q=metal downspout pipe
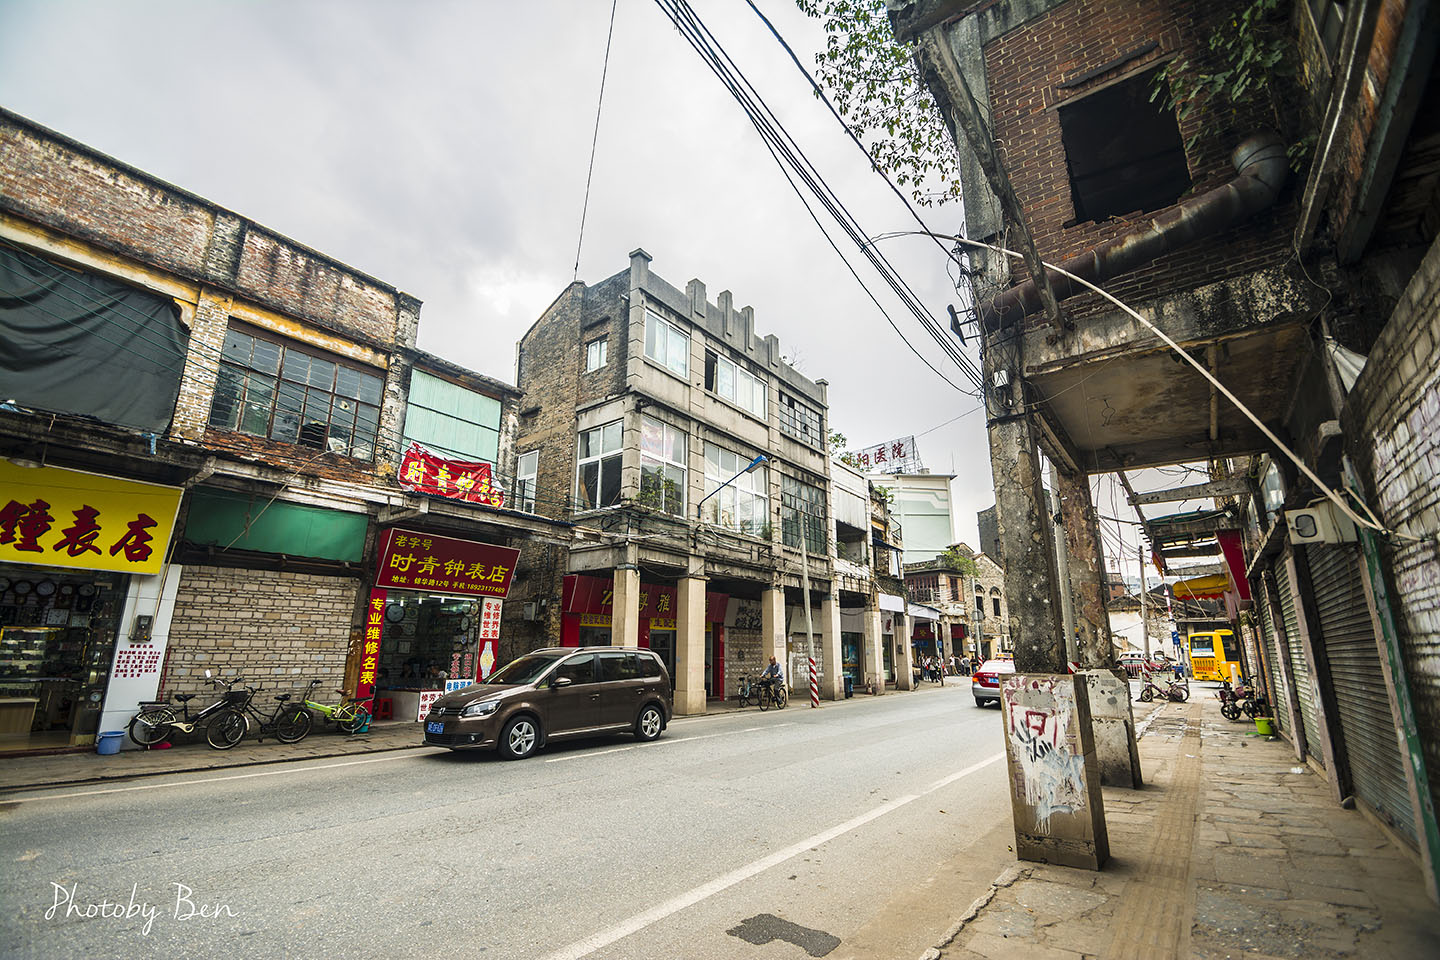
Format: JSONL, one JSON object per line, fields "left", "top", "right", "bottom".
{"left": 977, "top": 133, "right": 1290, "bottom": 328}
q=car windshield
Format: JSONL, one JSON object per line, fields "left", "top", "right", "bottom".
{"left": 484, "top": 653, "right": 565, "bottom": 685}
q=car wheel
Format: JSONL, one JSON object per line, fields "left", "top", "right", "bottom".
{"left": 635, "top": 705, "right": 664, "bottom": 742}
{"left": 499, "top": 716, "right": 539, "bottom": 760}
{"left": 975, "top": 697, "right": 985, "bottom": 707}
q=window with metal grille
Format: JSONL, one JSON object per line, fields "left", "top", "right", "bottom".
{"left": 781, "top": 474, "right": 826, "bottom": 554}
{"left": 778, "top": 391, "right": 822, "bottom": 447}
{"left": 210, "top": 325, "right": 383, "bottom": 459}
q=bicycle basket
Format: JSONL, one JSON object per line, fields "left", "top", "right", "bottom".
{"left": 222, "top": 690, "right": 250, "bottom": 704}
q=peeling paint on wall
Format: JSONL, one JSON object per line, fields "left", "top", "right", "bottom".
{"left": 1004, "top": 676, "right": 1087, "bottom": 831}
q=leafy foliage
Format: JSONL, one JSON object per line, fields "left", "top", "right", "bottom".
{"left": 796, "top": 0, "right": 962, "bottom": 205}
{"left": 829, "top": 429, "right": 861, "bottom": 467}
{"left": 936, "top": 545, "right": 981, "bottom": 577}
{"left": 1151, "top": 0, "right": 1305, "bottom": 166}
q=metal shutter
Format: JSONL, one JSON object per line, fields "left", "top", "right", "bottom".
{"left": 1254, "top": 586, "right": 1284, "bottom": 733}
{"left": 1308, "top": 545, "right": 1416, "bottom": 845}
{"left": 1276, "top": 561, "right": 1324, "bottom": 767}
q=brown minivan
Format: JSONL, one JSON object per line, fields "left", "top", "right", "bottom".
{"left": 422, "top": 647, "right": 671, "bottom": 759}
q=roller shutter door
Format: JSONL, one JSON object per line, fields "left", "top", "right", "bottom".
{"left": 1255, "top": 586, "right": 1285, "bottom": 733}
{"left": 1308, "top": 545, "right": 1415, "bottom": 845}
{"left": 1276, "top": 561, "right": 1324, "bottom": 767}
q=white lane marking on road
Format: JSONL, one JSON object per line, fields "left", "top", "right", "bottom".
{"left": 0, "top": 749, "right": 440, "bottom": 804}
{"left": 543, "top": 725, "right": 790, "bottom": 763}
{"left": 540, "top": 750, "right": 1007, "bottom": 960}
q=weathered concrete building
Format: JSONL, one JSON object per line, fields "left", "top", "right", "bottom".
{"left": 891, "top": 0, "right": 1440, "bottom": 892}
{"left": 507, "top": 250, "right": 852, "bottom": 713}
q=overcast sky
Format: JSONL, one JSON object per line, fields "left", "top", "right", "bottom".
{"left": 2, "top": 0, "right": 1199, "bottom": 570}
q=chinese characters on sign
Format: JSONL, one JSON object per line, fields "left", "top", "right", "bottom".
{"left": 845, "top": 435, "right": 922, "bottom": 474}
{"left": 113, "top": 643, "right": 163, "bottom": 679}
{"left": 562, "top": 575, "right": 728, "bottom": 622}
{"left": 416, "top": 689, "right": 444, "bottom": 723}
{"left": 374, "top": 529, "right": 520, "bottom": 599}
{"left": 0, "top": 461, "right": 181, "bottom": 576}
{"left": 398, "top": 442, "right": 505, "bottom": 507}
{"left": 477, "top": 597, "right": 502, "bottom": 681}
{"left": 357, "top": 587, "right": 387, "bottom": 703}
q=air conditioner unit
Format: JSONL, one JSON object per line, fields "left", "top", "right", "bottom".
{"left": 1286, "top": 501, "right": 1358, "bottom": 546}
{"left": 523, "top": 602, "right": 539, "bottom": 621}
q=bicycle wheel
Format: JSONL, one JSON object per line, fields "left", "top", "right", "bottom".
{"left": 274, "top": 706, "right": 312, "bottom": 743}
{"left": 128, "top": 707, "right": 176, "bottom": 747}
{"left": 1138, "top": 685, "right": 1154, "bottom": 703}
{"left": 1220, "top": 700, "right": 1241, "bottom": 721}
{"left": 774, "top": 686, "right": 788, "bottom": 709}
{"left": 206, "top": 709, "right": 248, "bottom": 750}
{"left": 1243, "top": 697, "right": 1266, "bottom": 720}
{"left": 337, "top": 703, "right": 370, "bottom": 734}
{"left": 758, "top": 686, "right": 771, "bottom": 711}
{"left": 1170, "top": 684, "right": 1190, "bottom": 702}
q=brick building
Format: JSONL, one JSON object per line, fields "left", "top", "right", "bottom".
{"left": 905, "top": 543, "right": 1010, "bottom": 660}
{"left": 507, "top": 250, "right": 855, "bottom": 713}
{"left": 0, "top": 108, "right": 566, "bottom": 751}
{"left": 892, "top": 0, "right": 1440, "bottom": 892}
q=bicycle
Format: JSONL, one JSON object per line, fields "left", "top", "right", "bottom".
{"left": 128, "top": 671, "right": 250, "bottom": 747}
{"left": 1137, "top": 671, "right": 1190, "bottom": 703}
{"left": 206, "top": 679, "right": 319, "bottom": 749}
{"left": 756, "top": 677, "right": 788, "bottom": 711}
{"left": 734, "top": 674, "right": 759, "bottom": 709}
{"left": 303, "top": 685, "right": 371, "bottom": 734}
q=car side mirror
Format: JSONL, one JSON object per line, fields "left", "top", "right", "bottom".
{"left": 551, "top": 676, "right": 573, "bottom": 689}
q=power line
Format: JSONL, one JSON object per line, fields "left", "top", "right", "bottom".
{"left": 573, "top": 0, "right": 620, "bottom": 283}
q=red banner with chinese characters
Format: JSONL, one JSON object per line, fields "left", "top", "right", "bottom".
{"left": 375, "top": 528, "right": 520, "bottom": 598}
{"left": 561, "top": 574, "right": 727, "bottom": 622}
{"left": 398, "top": 442, "right": 504, "bottom": 507}
{"left": 358, "top": 587, "right": 386, "bottom": 703}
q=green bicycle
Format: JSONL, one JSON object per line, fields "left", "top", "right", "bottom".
{"left": 303, "top": 685, "right": 371, "bottom": 734}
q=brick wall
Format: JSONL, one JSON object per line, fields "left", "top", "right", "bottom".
{"left": 1344, "top": 233, "right": 1440, "bottom": 817}
{"left": 164, "top": 564, "right": 359, "bottom": 698}
{"left": 980, "top": 0, "right": 1298, "bottom": 322}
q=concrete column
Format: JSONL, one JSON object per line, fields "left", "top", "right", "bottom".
{"left": 1079, "top": 670, "right": 1143, "bottom": 789}
{"left": 1056, "top": 469, "right": 1114, "bottom": 670}
{"left": 863, "top": 605, "right": 885, "bottom": 695}
{"left": 819, "top": 593, "right": 843, "bottom": 700}
{"left": 612, "top": 566, "right": 640, "bottom": 648}
{"left": 675, "top": 576, "right": 707, "bottom": 716}
{"left": 760, "top": 583, "right": 786, "bottom": 668}
{"left": 895, "top": 614, "right": 916, "bottom": 690}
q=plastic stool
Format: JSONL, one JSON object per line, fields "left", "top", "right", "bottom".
{"left": 374, "top": 698, "right": 393, "bottom": 720}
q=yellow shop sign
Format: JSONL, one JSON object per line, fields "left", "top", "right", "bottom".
{"left": 0, "top": 461, "right": 182, "bottom": 576}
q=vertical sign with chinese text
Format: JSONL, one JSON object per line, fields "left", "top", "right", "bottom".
{"left": 478, "top": 597, "right": 502, "bottom": 680}
{"left": 358, "top": 588, "right": 386, "bottom": 704}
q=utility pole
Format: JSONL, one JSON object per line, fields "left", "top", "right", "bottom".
{"left": 799, "top": 516, "right": 818, "bottom": 708}
{"left": 1139, "top": 544, "right": 1150, "bottom": 659}
{"left": 1049, "top": 463, "right": 1077, "bottom": 667}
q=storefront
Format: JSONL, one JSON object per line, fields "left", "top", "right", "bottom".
{"left": 561, "top": 574, "right": 729, "bottom": 697}
{"left": 0, "top": 461, "right": 182, "bottom": 752}
{"left": 363, "top": 527, "right": 518, "bottom": 722}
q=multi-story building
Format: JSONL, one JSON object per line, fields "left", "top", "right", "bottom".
{"left": 905, "top": 542, "right": 1010, "bottom": 661}
{"left": 0, "top": 108, "right": 565, "bottom": 751}
{"left": 866, "top": 471, "right": 956, "bottom": 564}
{"left": 509, "top": 250, "right": 853, "bottom": 713}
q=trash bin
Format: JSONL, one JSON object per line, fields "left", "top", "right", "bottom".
{"left": 843, "top": 676, "right": 854, "bottom": 699}
{"left": 96, "top": 731, "right": 125, "bottom": 755}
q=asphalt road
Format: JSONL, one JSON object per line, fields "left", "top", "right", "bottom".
{"left": 1, "top": 683, "right": 1014, "bottom": 960}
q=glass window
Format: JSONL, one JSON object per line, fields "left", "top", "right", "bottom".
{"left": 639, "top": 416, "right": 687, "bottom": 516}
{"left": 992, "top": 597, "right": 1001, "bottom": 617}
{"left": 598, "top": 652, "right": 642, "bottom": 682}
{"left": 586, "top": 337, "right": 608, "bottom": 372}
{"left": 778, "top": 391, "right": 823, "bottom": 446}
{"left": 209, "top": 326, "right": 385, "bottom": 460}
{"left": 644, "top": 310, "right": 689, "bottom": 377}
{"left": 1260, "top": 460, "right": 1285, "bottom": 522}
{"left": 781, "top": 474, "right": 826, "bottom": 553}
{"left": 703, "top": 442, "right": 768, "bottom": 536}
{"left": 576, "top": 420, "right": 624, "bottom": 510}
{"left": 553, "top": 653, "right": 597, "bottom": 685}
{"left": 704, "top": 350, "right": 767, "bottom": 418}
{"left": 516, "top": 450, "right": 539, "bottom": 514}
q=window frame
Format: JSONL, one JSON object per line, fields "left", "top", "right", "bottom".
{"left": 781, "top": 473, "right": 827, "bottom": 554}
{"left": 702, "top": 441, "right": 769, "bottom": 536}
{"left": 585, "top": 336, "right": 608, "bottom": 373}
{"left": 516, "top": 450, "right": 539, "bottom": 514}
{"left": 575, "top": 419, "right": 624, "bottom": 511}
{"left": 778, "top": 390, "right": 823, "bottom": 447}
{"left": 704, "top": 350, "right": 768, "bottom": 419}
{"left": 644, "top": 310, "right": 689, "bottom": 378}
{"left": 209, "top": 324, "right": 384, "bottom": 461}
{"left": 639, "top": 415, "right": 687, "bottom": 516}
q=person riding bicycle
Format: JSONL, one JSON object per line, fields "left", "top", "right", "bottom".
{"left": 757, "top": 656, "right": 784, "bottom": 696}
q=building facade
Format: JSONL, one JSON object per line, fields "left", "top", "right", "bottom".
{"left": 868, "top": 471, "right": 957, "bottom": 564}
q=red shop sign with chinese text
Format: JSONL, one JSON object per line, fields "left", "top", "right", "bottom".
{"left": 375, "top": 528, "right": 520, "bottom": 598}
{"left": 357, "top": 587, "right": 386, "bottom": 702}
{"left": 562, "top": 574, "right": 727, "bottom": 623}
{"left": 399, "top": 442, "right": 504, "bottom": 507}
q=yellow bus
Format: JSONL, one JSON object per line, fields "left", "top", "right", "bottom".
{"left": 1188, "top": 629, "right": 1242, "bottom": 683}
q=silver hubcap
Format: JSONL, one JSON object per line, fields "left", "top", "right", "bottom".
{"left": 641, "top": 711, "right": 661, "bottom": 737}
{"left": 509, "top": 722, "right": 536, "bottom": 755}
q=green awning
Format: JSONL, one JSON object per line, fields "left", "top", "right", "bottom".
{"left": 184, "top": 490, "right": 369, "bottom": 562}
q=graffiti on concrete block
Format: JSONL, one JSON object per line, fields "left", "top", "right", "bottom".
{"left": 1004, "top": 676, "right": 1087, "bottom": 832}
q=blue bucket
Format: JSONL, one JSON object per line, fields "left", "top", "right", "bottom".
{"left": 96, "top": 731, "right": 125, "bottom": 755}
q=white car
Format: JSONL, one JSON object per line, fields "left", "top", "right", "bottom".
{"left": 971, "top": 658, "right": 1015, "bottom": 707}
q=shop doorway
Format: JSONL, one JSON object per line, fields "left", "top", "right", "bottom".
{"left": 0, "top": 569, "right": 125, "bottom": 750}
{"left": 372, "top": 594, "right": 480, "bottom": 723}
{"left": 649, "top": 629, "right": 675, "bottom": 678}
{"left": 578, "top": 625, "right": 612, "bottom": 646}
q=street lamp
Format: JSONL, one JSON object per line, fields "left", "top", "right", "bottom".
{"left": 695, "top": 453, "right": 767, "bottom": 520}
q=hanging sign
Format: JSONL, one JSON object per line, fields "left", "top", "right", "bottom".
{"left": 357, "top": 588, "right": 386, "bottom": 702}
{"left": 398, "top": 442, "right": 504, "bottom": 507}
{"left": 375, "top": 528, "right": 520, "bottom": 598}
{"left": 0, "top": 461, "right": 182, "bottom": 576}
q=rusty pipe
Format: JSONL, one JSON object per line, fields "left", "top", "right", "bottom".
{"left": 977, "top": 133, "right": 1289, "bottom": 328}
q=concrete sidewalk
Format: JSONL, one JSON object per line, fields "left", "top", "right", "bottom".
{"left": 922, "top": 699, "right": 1440, "bottom": 960}
{"left": 0, "top": 679, "right": 945, "bottom": 793}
